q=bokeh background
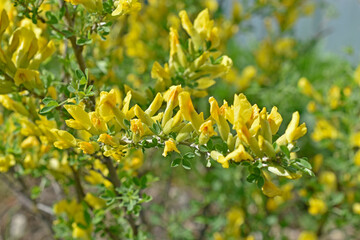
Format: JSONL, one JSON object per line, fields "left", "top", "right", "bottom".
{"left": 1, "top": 0, "right": 360, "bottom": 239}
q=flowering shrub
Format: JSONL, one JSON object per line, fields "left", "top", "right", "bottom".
{"left": 0, "top": 0, "right": 358, "bottom": 239}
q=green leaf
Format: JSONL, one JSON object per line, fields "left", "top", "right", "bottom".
{"left": 123, "top": 119, "right": 130, "bottom": 128}
{"left": 302, "top": 168, "right": 315, "bottom": 176}
{"left": 297, "top": 158, "right": 312, "bottom": 169}
{"left": 76, "top": 69, "right": 85, "bottom": 79}
{"left": 207, "top": 139, "right": 214, "bottom": 150}
{"left": 150, "top": 123, "right": 161, "bottom": 135}
{"left": 39, "top": 101, "right": 58, "bottom": 114}
{"left": 62, "top": 30, "right": 73, "bottom": 38}
{"left": 250, "top": 166, "right": 261, "bottom": 175}
{"left": 171, "top": 158, "right": 181, "bottom": 167}
{"left": 215, "top": 142, "right": 228, "bottom": 154}
{"left": 76, "top": 38, "right": 93, "bottom": 46}
{"left": 67, "top": 85, "right": 76, "bottom": 93}
{"left": 182, "top": 158, "right": 191, "bottom": 170}
{"left": 45, "top": 11, "right": 58, "bottom": 24}
{"left": 79, "top": 77, "right": 87, "bottom": 85}
{"left": 42, "top": 97, "right": 56, "bottom": 105}
{"left": 83, "top": 208, "right": 91, "bottom": 225}
{"left": 256, "top": 176, "right": 265, "bottom": 188}
{"left": 93, "top": 211, "right": 105, "bottom": 224}
{"left": 31, "top": 186, "right": 41, "bottom": 199}
{"left": 199, "top": 145, "right": 208, "bottom": 152}
{"left": 246, "top": 174, "right": 257, "bottom": 183}
{"left": 183, "top": 152, "right": 195, "bottom": 160}
{"left": 280, "top": 145, "right": 290, "bottom": 158}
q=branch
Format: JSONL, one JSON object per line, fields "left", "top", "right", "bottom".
{"left": 103, "top": 156, "right": 121, "bottom": 188}
{"left": 61, "top": 0, "right": 87, "bottom": 73}
{"left": 70, "top": 166, "right": 85, "bottom": 201}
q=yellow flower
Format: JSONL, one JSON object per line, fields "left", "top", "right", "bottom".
{"left": 238, "top": 65, "right": 257, "bottom": 89}
{"left": 53, "top": 199, "right": 68, "bottom": 215}
{"left": 85, "top": 170, "right": 112, "bottom": 188}
{"left": 233, "top": 93, "right": 252, "bottom": 130}
{"left": 262, "top": 172, "right": 283, "bottom": 197}
{"left": 152, "top": 62, "right": 171, "bottom": 90}
{"left": 145, "top": 93, "right": 163, "bottom": 117}
{"left": 343, "top": 86, "right": 352, "bottom": 97}
{"left": 112, "top": 0, "right": 141, "bottom": 16}
{"left": 51, "top": 129, "right": 77, "bottom": 149}
{"left": 47, "top": 86, "right": 57, "bottom": 100}
{"left": 307, "top": 101, "right": 316, "bottom": 113}
{"left": 209, "top": 97, "right": 229, "bottom": 141}
{"left": 298, "top": 77, "right": 314, "bottom": 97}
{"left": 213, "top": 232, "right": 224, "bottom": 240}
{"left": 328, "top": 85, "right": 341, "bottom": 109}
{"left": 97, "top": 89, "right": 117, "bottom": 122}
{"left": 134, "top": 105, "right": 154, "bottom": 127}
{"left": 211, "top": 144, "right": 253, "bottom": 168}
{"left": 29, "top": 40, "right": 56, "bottom": 69}
{"left": 350, "top": 132, "right": 360, "bottom": 147}
{"left": 308, "top": 197, "right": 327, "bottom": 215}
{"left": 277, "top": 111, "right": 306, "bottom": 145}
{"left": 20, "top": 136, "right": 39, "bottom": 149}
{"left": 353, "top": 203, "right": 360, "bottom": 215}
{"left": 72, "top": 222, "right": 91, "bottom": 240}
{"left": 98, "top": 133, "right": 119, "bottom": 147}
{"left": 89, "top": 112, "right": 108, "bottom": 133}
{"left": 78, "top": 142, "right": 99, "bottom": 155}
{"left": 65, "top": 0, "right": 103, "bottom": 13}
{"left": 130, "top": 119, "right": 145, "bottom": 143}
{"left": 179, "top": 9, "right": 220, "bottom": 50}
{"left": 64, "top": 104, "right": 93, "bottom": 131}
{"left": 0, "top": 154, "right": 15, "bottom": 172}
{"left": 0, "top": 10, "right": 9, "bottom": 37}
{"left": 0, "top": 95, "right": 29, "bottom": 116}
{"left": 23, "top": 153, "right": 37, "bottom": 169}
{"left": 163, "top": 138, "right": 180, "bottom": 157}
{"left": 160, "top": 85, "right": 182, "bottom": 124}
{"left": 84, "top": 193, "right": 106, "bottom": 210}
{"left": 312, "top": 154, "right": 323, "bottom": 173}
{"left": 123, "top": 149, "right": 144, "bottom": 170}
{"left": 274, "top": 37, "right": 296, "bottom": 58}
{"left": 179, "top": 91, "right": 204, "bottom": 131}
{"left": 354, "top": 150, "right": 360, "bottom": 166}
{"left": 267, "top": 106, "right": 283, "bottom": 135}
{"left": 193, "top": 9, "right": 214, "bottom": 43}
{"left": 354, "top": 64, "right": 360, "bottom": 85}
{"left": 199, "top": 120, "right": 217, "bottom": 145}
{"left": 226, "top": 207, "right": 244, "bottom": 227}
{"left": 176, "top": 123, "right": 194, "bottom": 143}
{"left": 286, "top": 111, "right": 307, "bottom": 142}
{"left": 319, "top": 171, "right": 337, "bottom": 191}
{"left": 169, "top": 27, "right": 187, "bottom": 68}
{"left": 298, "top": 231, "right": 317, "bottom": 240}
{"left": 311, "top": 119, "right": 338, "bottom": 142}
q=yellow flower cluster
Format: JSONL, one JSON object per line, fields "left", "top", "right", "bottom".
{"left": 64, "top": 0, "right": 140, "bottom": 15}
{"left": 57, "top": 84, "right": 306, "bottom": 194}
{"left": 255, "top": 37, "right": 297, "bottom": 82}
{"left": 0, "top": 10, "right": 55, "bottom": 93}
{"left": 271, "top": 0, "right": 315, "bottom": 31}
{"left": 53, "top": 198, "right": 93, "bottom": 240}
{"left": 152, "top": 9, "right": 232, "bottom": 97}
{"left": 308, "top": 197, "right": 327, "bottom": 215}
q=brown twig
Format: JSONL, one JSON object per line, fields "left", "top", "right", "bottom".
{"left": 70, "top": 165, "right": 85, "bottom": 201}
